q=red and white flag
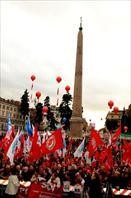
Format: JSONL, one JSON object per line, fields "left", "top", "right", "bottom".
{"left": 41, "top": 129, "right": 64, "bottom": 155}
{"left": 2, "top": 125, "right": 15, "bottom": 154}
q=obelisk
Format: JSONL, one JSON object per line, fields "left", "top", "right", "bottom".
{"left": 70, "top": 18, "right": 83, "bottom": 138}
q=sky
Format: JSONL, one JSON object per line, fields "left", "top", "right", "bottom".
{"left": 1, "top": 0, "right": 131, "bottom": 129}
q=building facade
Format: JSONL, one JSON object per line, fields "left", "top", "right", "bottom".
{"left": 0, "top": 97, "right": 24, "bottom": 132}
{"left": 105, "top": 106, "right": 131, "bottom": 134}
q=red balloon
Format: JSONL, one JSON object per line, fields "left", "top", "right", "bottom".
{"left": 124, "top": 126, "right": 128, "bottom": 132}
{"left": 108, "top": 100, "right": 114, "bottom": 109}
{"left": 42, "top": 106, "right": 48, "bottom": 113}
{"left": 65, "top": 85, "right": 70, "bottom": 92}
{"left": 36, "top": 91, "right": 41, "bottom": 99}
{"left": 56, "top": 76, "right": 62, "bottom": 83}
{"left": 31, "top": 75, "right": 36, "bottom": 81}
{"left": 113, "top": 106, "right": 119, "bottom": 114}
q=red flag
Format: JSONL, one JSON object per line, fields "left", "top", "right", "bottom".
{"left": 104, "top": 147, "right": 113, "bottom": 171}
{"left": 97, "top": 147, "right": 113, "bottom": 171}
{"left": 111, "top": 127, "right": 121, "bottom": 143}
{"left": 0, "top": 139, "right": 2, "bottom": 148}
{"left": 94, "top": 150, "right": 100, "bottom": 161}
{"left": 99, "top": 148, "right": 109, "bottom": 164}
{"left": 87, "top": 129, "right": 104, "bottom": 158}
{"left": 28, "top": 128, "right": 42, "bottom": 162}
{"left": 41, "top": 129, "right": 64, "bottom": 155}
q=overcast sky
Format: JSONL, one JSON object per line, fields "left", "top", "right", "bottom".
{"left": 1, "top": 1, "right": 130, "bottom": 129}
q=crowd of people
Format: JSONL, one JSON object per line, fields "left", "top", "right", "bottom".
{"left": 0, "top": 134, "right": 131, "bottom": 198}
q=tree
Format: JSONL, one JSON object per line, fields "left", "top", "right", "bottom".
{"left": 44, "top": 96, "right": 50, "bottom": 107}
{"left": 35, "top": 102, "right": 43, "bottom": 126}
{"left": 44, "top": 96, "right": 58, "bottom": 130}
{"left": 59, "top": 93, "right": 72, "bottom": 130}
{"left": 20, "top": 89, "right": 29, "bottom": 118}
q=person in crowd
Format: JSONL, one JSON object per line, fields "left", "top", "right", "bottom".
{"left": 47, "top": 172, "right": 61, "bottom": 190}
{"left": 5, "top": 167, "right": 20, "bottom": 198}
{"left": 82, "top": 169, "right": 91, "bottom": 198}
{"left": 56, "top": 163, "right": 64, "bottom": 185}
{"left": 30, "top": 171, "right": 39, "bottom": 183}
{"left": 0, "top": 164, "right": 11, "bottom": 179}
{"left": 21, "top": 166, "right": 29, "bottom": 181}
{"left": 67, "top": 164, "right": 77, "bottom": 185}
{"left": 111, "top": 170, "right": 121, "bottom": 188}
{"left": 0, "top": 135, "right": 130, "bottom": 198}
{"left": 88, "top": 171, "right": 103, "bottom": 198}
{"left": 21, "top": 166, "right": 34, "bottom": 181}
{"left": 28, "top": 171, "right": 43, "bottom": 198}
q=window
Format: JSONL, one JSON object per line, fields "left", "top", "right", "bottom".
{"left": 6, "top": 106, "right": 9, "bottom": 110}
{"left": 3, "top": 105, "right": 5, "bottom": 109}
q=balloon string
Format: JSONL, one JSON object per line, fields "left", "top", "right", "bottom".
{"left": 31, "top": 83, "right": 33, "bottom": 90}
{"left": 57, "top": 98, "right": 59, "bottom": 106}
{"left": 30, "top": 94, "right": 32, "bottom": 100}
{"left": 30, "top": 83, "right": 34, "bottom": 103}
{"left": 29, "top": 93, "right": 33, "bottom": 104}
{"left": 56, "top": 87, "right": 59, "bottom": 107}
{"left": 57, "top": 87, "right": 59, "bottom": 95}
